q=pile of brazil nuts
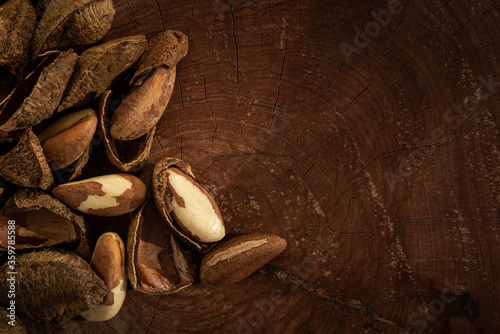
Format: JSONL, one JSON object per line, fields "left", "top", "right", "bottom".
{"left": 0, "top": 0, "right": 287, "bottom": 329}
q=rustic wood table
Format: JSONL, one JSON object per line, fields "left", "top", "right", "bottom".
{"left": 28, "top": 0, "right": 500, "bottom": 333}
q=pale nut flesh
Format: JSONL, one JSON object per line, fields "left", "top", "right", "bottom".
{"left": 52, "top": 173, "right": 147, "bottom": 216}
{"left": 166, "top": 167, "right": 225, "bottom": 243}
{"left": 38, "top": 108, "right": 98, "bottom": 170}
{"left": 81, "top": 232, "right": 126, "bottom": 322}
{"left": 109, "top": 66, "right": 175, "bottom": 141}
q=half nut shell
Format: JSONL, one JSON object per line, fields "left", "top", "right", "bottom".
{"left": 0, "top": 0, "right": 36, "bottom": 77}
{"left": 0, "top": 248, "right": 108, "bottom": 325}
{"left": 0, "top": 50, "right": 78, "bottom": 135}
{"left": 30, "top": 0, "right": 115, "bottom": 59}
{"left": 0, "top": 128, "right": 54, "bottom": 190}
{"left": 58, "top": 35, "right": 147, "bottom": 112}
{"left": 0, "top": 189, "right": 90, "bottom": 259}
{"left": 127, "top": 201, "right": 194, "bottom": 294}
{"left": 99, "top": 90, "right": 156, "bottom": 172}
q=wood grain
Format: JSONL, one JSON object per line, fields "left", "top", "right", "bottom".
{"left": 26, "top": 0, "right": 500, "bottom": 333}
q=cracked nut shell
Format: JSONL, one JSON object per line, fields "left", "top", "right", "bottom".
{"left": 99, "top": 90, "right": 156, "bottom": 172}
{"left": 0, "top": 248, "right": 108, "bottom": 325}
{"left": 0, "top": 50, "right": 78, "bottom": 135}
{"left": 0, "top": 129, "right": 54, "bottom": 190}
{"left": 127, "top": 201, "right": 194, "bottom": 294}
{"left": 58, "top": 35, "right": 147, "bottom": 112}
{"left": 0, "top": 189, "right": 90, "bottom": 259}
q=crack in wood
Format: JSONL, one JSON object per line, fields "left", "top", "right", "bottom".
{"left": 144, "top": 296, "right": 162, "bottom": 334}
{"left": 453, "top": 3, "right": 500, "bottom": 36}
{"left": 341, "top": 83, "right": 371, "bottom": 114}
{"left": 229, "top": 0, "right": 239, "bottom": 84}
{"left": 269, "top": 38, "right": 288, "bottom": 129}
{"left": 155, "top": 135, "right": 165, "bottom": 156}
{"left": 258, "top": 265, "right": 408, "bottom": 331}
{"left": 126, "top": 0, "right": 141, "bottom": 28}
{"left": 155, "top": 0, "right": 166, "bottom": 32}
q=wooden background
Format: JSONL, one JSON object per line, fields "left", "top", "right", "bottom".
{"left": 30, "top": 0, "right": 500, "bottom": 333}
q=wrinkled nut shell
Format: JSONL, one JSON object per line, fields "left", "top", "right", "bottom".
{"left": 0, "top": 129, "right": 54, "bottom": 190}
{"left": 81, "top": 232, "right": 126, "bottom": 321}
{"left": 53, "top": 173, "right": 147, "bottom": 216}
{"left": 39, "top": 108, "right": 98, "bottom": 170}
{"left": 165, "top": 167, "right": 225, "bottom": 243}
{"left": 0, "top": 248, "right": 107, "bottom": 325}
{"left": 200, "top": 233, "right": 287, "bottom": 285}
{"left": 0, "top": 189, "right": 87, "bottom": 255}
{"left": 127, "top": 201, "right": 195, "bottom": 294}
{"left": 58, "top": 35, "right": 147, "bottom": 112}
{"left": 99, "top": 90, "right": 156, "bottom": 172}
{"left": 0, "top": 0, "right": 35, "bottom": 77}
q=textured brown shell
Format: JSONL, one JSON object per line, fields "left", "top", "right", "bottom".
{"left": 127, "top": 201, "right": 194, "bottom": 294}
{"left": 0, "top": 189, "right": 90, "bottom": 259}
{"left": 0, "top": 50, "right": 78, "bottom": 133}
{"left": 0, "top": 0, "right": 35, "bottom": 77}
{"left": 0, "top": 248, "right": 107, "bottom": 325}
{"left": 131, "top": 30, "right": 188, "bottom": 85}
{"left": 99, "top": 90, "right": 156, "bottom": 172}
{"left": 38, "top": 0, "right": 115, "bottom": 55}
{"left": 152, "top": 157, "right": 215, "bottom": 253}
{"left": 0, "top": 129, "right": 54, "bottom": 190}
{"left": 58, "top": 35, "right": 147, "bottom": 112}
{"left": 0, "top": 306, "right": 27, "bottom": 333}
{"left": 29, "top": 0, "right": 114, "bottom": 59}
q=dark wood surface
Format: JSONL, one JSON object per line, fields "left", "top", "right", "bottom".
{"left": 30, "top": 0, "right": 500, "bottom": 333}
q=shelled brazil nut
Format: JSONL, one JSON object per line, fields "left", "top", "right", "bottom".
{"left": 153, "top": 157, "right": 225, "bottom": 253}
{"left": 81, "top": 232, "right": 127, "bottom": 321}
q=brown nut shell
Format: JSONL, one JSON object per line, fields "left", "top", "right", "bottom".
{"left": 0, "top": 305, "right": 27, "bottom": 333}
{"left": 52, "top": 173, "right": 147, "bottom": 217}
{"left": 38, "top": 108, "right": 98, "bottom": 170}
{"left": 30, "top": 0, "right": 115, "bottom": 59}
{"left": 131, "top": 30, "right": 188, "bottom": 84}
{"left": 0, "top": 189, "right": 90, "bottom": 259}
{"left": 0, "top": 50, "right": 78, "bottom": 134}
{"left": 58, "top": 35, "right": 147, "bottom": 112}
{"left": 127, "top": 201, "right": 194, "bottom": 294}
{"left": 0, "top": 248, "right": 107, "bottom": 325}
{"left": 153, "top": 157, "right": 216, "bottom": 253}
{"left": 0, "top": 0, "right": 36, "bottom": 77}
{"left": 0, "top": 129, "right": 54, "bottom": 190}
{"left": 99, "top": 90, "right": 156, "bottom": 172}
{"left": 200, "top": 233, "right": 287, "bottom": 285}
